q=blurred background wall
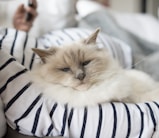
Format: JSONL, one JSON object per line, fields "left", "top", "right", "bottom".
{"left": 110, "top": 0, "right": 159, "bottom": 17}
{"left": 110, "top": 0, "right": 141, "bottom": 13}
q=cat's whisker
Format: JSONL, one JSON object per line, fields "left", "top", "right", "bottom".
{"left": 127, "top": 57, "right": 147, "bottom": 69}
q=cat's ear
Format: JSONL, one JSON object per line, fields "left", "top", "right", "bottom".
{"left": 83, "top": 28, "right": 100, "bottom": 45}
{"left": 32, "top": 47, "right": 57, "bottom": 63}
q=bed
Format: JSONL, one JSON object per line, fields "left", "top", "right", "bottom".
{"left": 1, "top": 1, "right": 159, "bottom": 138}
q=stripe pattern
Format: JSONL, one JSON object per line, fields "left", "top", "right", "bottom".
{"left": 0, "top": 28, "right": 132, "bottom": 70}
{"left": 0, "top": 28, "right": 43, "bottom": 70}
{"left": 1, "top": 28, "right": 159, "bottom": 137}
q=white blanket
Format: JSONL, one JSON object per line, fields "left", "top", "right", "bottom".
{"left": 77, "top": 0, "right": 159, "bottom": 45}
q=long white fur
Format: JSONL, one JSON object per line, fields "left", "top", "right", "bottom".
{"left": 30, "top": 29, "right": 159, "bottom": 107}
{"left": 30, "top": 63, "right": 159, "bottom": 107}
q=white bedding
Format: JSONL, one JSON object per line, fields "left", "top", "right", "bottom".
{"left": 0, "top": 28, "right": 159, "bottom": 137}
{"left": 1, "top": 0, "right": 159, "bottom": 44}
{"left": 112, "top": 13, "right": 159, "bottom": 45}
{"left": 77, "top": 0, "right": 159, "bottom": 45}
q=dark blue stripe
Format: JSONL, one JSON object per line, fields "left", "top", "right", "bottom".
{"left": 80, "top": 107, "right": 87, "bottom": 138}
{"left": 57, "top": 34, "right": 64, "bottom": 41}
{"left": 62, "top": 29, "right": 74, "bottom": 40}
{"left": 21, "top": 34, "right": 28, "bottom": 65}
{"left": 56, "top": 40, "right": 61, "bottom": 45}
{"left": 0, "top": 28, "right": 8, "bottom": 49}
{"left": 49, "top": 103, "right": 58, "bottom": 117}
{"left": 96, "top": 104, "right": 103, "bottom": 138}
{"left": 29, "top": 39, "right": 38, "bottom": 70}
{"left": 123, "top": 103, "right": 131, "bottom": 138}
{"left": 135, "top": 104, "right": 144, "bottom": 138}
{"left": 145, "top": 103, "right": 156, "bottom": 132}
{"left": 10, "top": 30, "right": 18, "bottom": 56}
{"left": 14, "top": 94, "right": 41, "bottom": 131}
{"left": 153, "top": 102, "right": 159, "bottom": 109}
{"left": 31, "top": 104, "right": 43, "bottom": 134}
{"left": 45, "top": 103, "right": 58, "bottom": 136}
{"left": 61, "top": 104, "right": 68, "bottom": 136}
{"left": 44, "top": 45, "right": 49, "bottom": 49}
{"left": 0, "top": 58, "right": 16, "bottom": 71}
{"left": 50, "top": 32, "right": 64, "bottom": 41}
{"left": 46, "top": 124, "right": 54, "bottom": 136}
{"left": 0, "top": 68, "right": 28, "bottom": 94}
{"left": 4, "top": 82, "right": 32, "bottom": 112}
{"left": 111, "top": 103, "right": 117, "bottom": 138}
{"left": 68, "top": 108, "right": 74, "bottom": 128}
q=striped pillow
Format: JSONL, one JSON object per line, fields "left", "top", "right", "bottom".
{"left": 1, "top": 28, "right": 159, "bottom": 138}
{"left": 0, "top": 27, "right": 132, "bottom": 70}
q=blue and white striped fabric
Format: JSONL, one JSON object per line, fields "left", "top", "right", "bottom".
{"left": 1, "top": 28, "right": 159, "bottom": 138}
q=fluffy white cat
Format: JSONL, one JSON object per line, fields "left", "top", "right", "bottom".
{"left": 30, "top": 28, "right": 159, "bottom": 107}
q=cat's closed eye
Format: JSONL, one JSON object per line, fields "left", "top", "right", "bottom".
{"left": 82, "top": 60, "right": 91, "bottom": 66}
{"left": 59, "top": 68, "right": 70, "bottom": 72}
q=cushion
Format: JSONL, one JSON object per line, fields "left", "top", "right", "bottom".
{"left": 0, "top": 27, "right": 132, "bottom": 69}
{"left": 1, "top": 28, "right": 159, "bottom": 137}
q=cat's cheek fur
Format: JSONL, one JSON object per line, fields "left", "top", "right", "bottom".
{"left": 39, "top": 66, "right": 53, "bottom": 82}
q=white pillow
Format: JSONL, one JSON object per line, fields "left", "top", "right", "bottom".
{"left": 0, "top": 27, "right": 132, "bottom": 69}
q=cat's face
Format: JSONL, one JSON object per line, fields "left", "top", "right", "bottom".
{"left": 33, "top": 29, "right": 116, "bottom": 90}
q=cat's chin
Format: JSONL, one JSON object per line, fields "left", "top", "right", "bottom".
{"left": 74, "top": 84, "right": 90, "bottom": 91}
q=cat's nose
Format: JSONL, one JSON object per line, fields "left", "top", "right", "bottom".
{"left": 77, "top": 72, "right": 86, "bottom": 81}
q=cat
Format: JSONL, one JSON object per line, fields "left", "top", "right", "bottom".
{"left": 30, "top": 28, "right": 159, "bottom": 107}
